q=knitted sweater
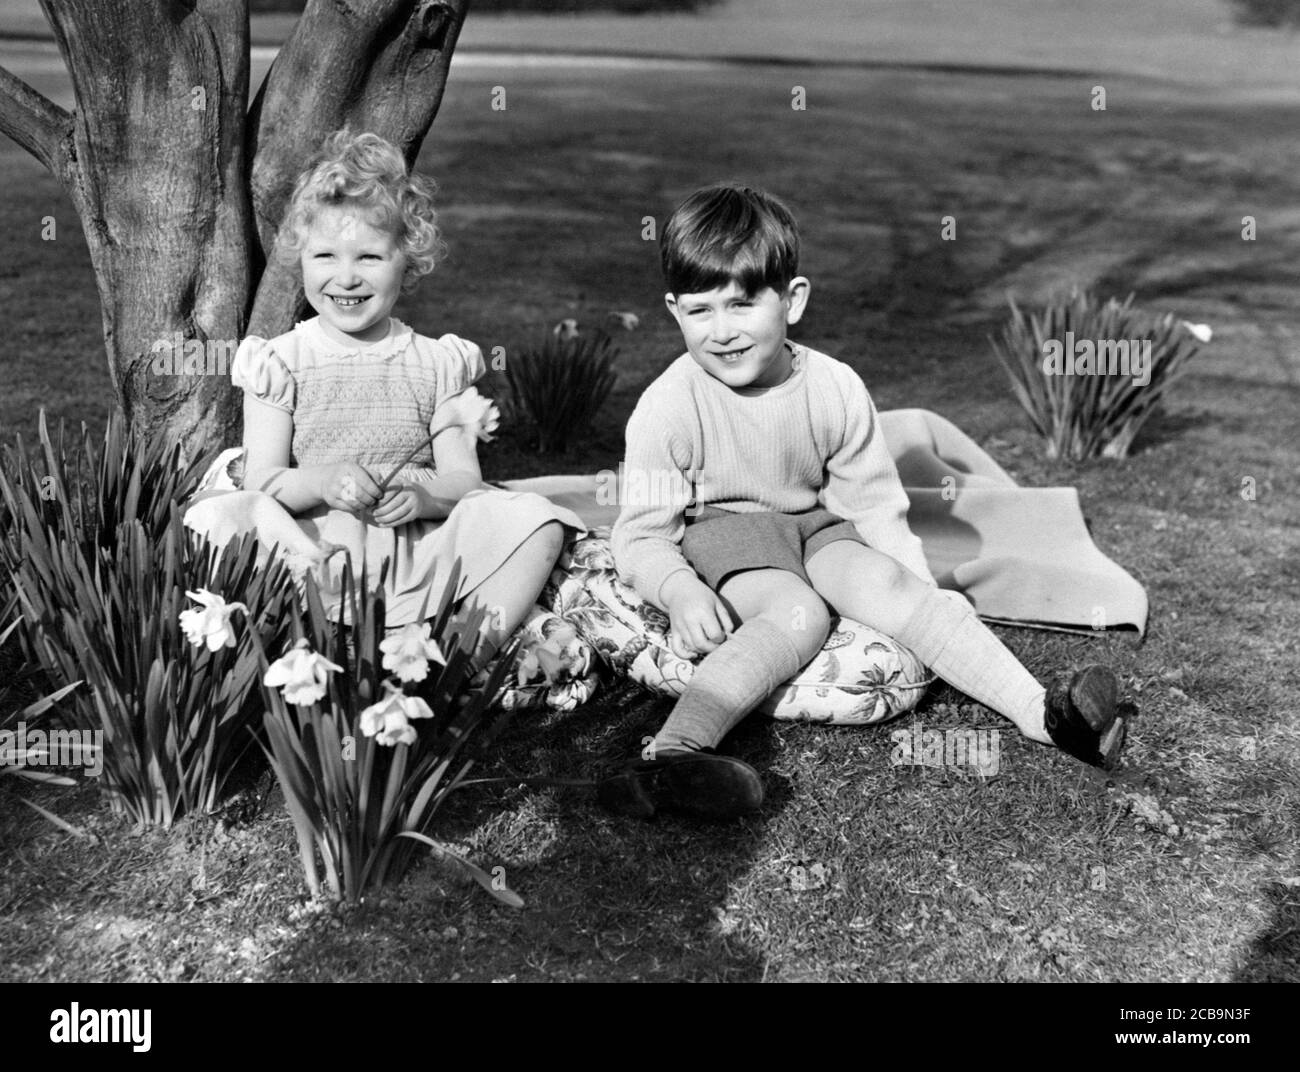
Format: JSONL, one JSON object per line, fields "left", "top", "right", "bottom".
{"left": 610, "top": 344, "right": 936, "bottom": 607}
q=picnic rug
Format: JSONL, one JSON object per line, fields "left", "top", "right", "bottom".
{"left": 499, "top": 408, "right": 1149, "bottom": 637}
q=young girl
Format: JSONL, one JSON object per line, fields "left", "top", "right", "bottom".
{"left": 228, "top": 130, "right": 583, "bottom": 667}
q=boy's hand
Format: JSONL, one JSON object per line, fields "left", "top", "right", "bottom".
{"left": 317, "top": 463, "right": 382, "bottom": 512}
{"left": 660, "top": 572, "right": 735, "bottom": 659}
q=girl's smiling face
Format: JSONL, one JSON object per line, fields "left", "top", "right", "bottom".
{"left": 301, "top": 204, "right": 406, "bottom": 346}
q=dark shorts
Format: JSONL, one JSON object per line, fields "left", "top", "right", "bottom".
{"left": 681, "top": 505, "right": 866, "bottom": 589}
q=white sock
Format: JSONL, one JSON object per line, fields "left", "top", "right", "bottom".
{"left": 894, "top": 590, "right": 1049, "bottom": 742}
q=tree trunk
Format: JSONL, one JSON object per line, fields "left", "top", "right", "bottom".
{"left": 0, "top": 0, "right": 469, "bottom": 460}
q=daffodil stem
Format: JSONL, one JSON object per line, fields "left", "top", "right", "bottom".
{"left": 451, "top": 774, "right": 597, "bottom": 790}
{"left": 376, "top": 431, "right": 441, "bottom": 494}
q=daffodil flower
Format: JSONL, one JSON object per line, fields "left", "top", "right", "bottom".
{"left": 376, "top": 387, "right": 501, "bottom": 492}
{"left": 1181, "top": 321, "right": 1213, "bottom": 344}
{"left": 359, "top": 683, "right": 434, "bottom": 747}
{"left": 179, "top": 588, "right": 247, "bottom": 652}
{"left": 263, "top": 638, "right": 342, "bottom": 706}
{"left": 376, "top": 714, "right": 418, "bottom": 748}
{"left": 432, "top": 386, "right": 500, "bottom": 444}
{"left": 379, "top": 621, "right": 446, "bottom": 683}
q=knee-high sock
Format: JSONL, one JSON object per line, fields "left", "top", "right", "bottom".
{"left": 894, "top": 589, "right": 1049, "bottom": 741}
{"left": 654, "top": 618, "right": 804, "bottom": 753}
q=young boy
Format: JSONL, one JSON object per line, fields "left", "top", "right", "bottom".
{"left": 601, "top": 183, "right": 1131, "bottom": 820}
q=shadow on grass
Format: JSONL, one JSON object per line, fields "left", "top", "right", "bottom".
{"left": 259, "top": 684, "right": 791, "bottom": 982}
{"left": 1123, "top": 408, "right": 1209, "bottom": 457}
{"left": 1233, "top": 878, "right": 1300, "bottom": 981}
{"left": 1231, "top": 784, "right": 1300, "bottom": 982}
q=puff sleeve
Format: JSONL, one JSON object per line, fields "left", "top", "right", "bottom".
{"left": 231, "top": 336, "right": 295, "bottom": 412}
{"left": 433, "top": 333, "right": 487, "bottom": 406}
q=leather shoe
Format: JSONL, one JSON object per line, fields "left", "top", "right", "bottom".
{"left": 1045, "top": 664, "right": 1131, "bottom": 769}
{"left": 596, "top": 748, "right": 763, "bottom": 820}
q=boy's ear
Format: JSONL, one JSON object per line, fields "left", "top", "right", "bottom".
{"left": 664, "top": 292, "right": 683, "bottom": 325}
{"left": 784, "top": 277, "right": 812, "bottom": 325}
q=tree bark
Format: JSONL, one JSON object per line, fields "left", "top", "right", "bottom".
{"left": 24, "top": 0, "right": 254, "bottom": 455}
{"left": 0, "top": 0, "right": 470, "bottom": 459}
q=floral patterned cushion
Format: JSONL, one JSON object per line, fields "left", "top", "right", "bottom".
{"left": 538, "top": 528, "right": 932, "bottom": 726}
{"left": 492, "top": 605, "right": 602, "bottom": 712}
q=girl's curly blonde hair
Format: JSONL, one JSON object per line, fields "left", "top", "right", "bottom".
{"left": 277, "top": 130, "right": 445, "bottom": 290}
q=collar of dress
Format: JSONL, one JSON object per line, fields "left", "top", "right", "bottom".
{"left": 297, "top": 317, "right": 414, "bottom": 361}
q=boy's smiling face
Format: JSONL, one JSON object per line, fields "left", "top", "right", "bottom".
{"left": 666, "top": 277, "right": 810, "bottom": 390}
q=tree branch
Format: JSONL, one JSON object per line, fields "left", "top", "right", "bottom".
{"left": 0, "top": 63, "right": 74, "bottom": 183}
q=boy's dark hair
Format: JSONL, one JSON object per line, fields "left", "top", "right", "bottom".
{"left": 660, "top": 183, "right": 800, "bottom": 296}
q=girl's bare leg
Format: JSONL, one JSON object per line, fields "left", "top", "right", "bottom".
{"left": 454, "top": 521, "right": 566, "bottom": 668}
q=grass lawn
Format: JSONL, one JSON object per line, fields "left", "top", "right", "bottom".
{"left": 1, "top": 48, "right": 1298, "bottom": 982}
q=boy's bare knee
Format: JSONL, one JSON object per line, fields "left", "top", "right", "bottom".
{"left": 791, "top": 605, "right": 831, "bottom": 661}
{"left": 793, "top": 595, "right": 831, "bottom": 642}
{"left": 891, "top": 560, "right": 927, "bottom": 601}
{"left": 854, "top": 553, "right": 921, "bottom": 605}
{"left": 758, "top": 584, "right": 830, "bottom": 661}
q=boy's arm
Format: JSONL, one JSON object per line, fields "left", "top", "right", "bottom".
{"left": 821, "top": 369, "right": 937, "bottom": 586}
{"left": 610, "top": 397, "right": 698, "bottom": 608}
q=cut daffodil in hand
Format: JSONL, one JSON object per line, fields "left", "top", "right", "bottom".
{"left": 375, "top": 387, "right": 500, "bottom": 494}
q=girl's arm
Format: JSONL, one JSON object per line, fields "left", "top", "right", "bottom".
{"left": 370, "top": 423, "right": 486, "bottom": 527}
{"left": 241, "top": 395, "right": 383, "bottom": 514}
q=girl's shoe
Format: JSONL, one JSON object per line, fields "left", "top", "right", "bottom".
{"left": 596, "top": 748, "right": 764, "bottom": 820}
{"left": 1044, "top": 665, "right": 1131, "bottom": 769}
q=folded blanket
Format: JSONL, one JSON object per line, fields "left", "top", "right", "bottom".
{"left": 500, "top": 409, "right": 1148, "bottom": 636}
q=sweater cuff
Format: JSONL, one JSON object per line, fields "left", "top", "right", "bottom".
{"left": 626, "top": 552, "right": 696, "bottom": 609}
{"left": 651, "top": 564, "right": 698, "bottom": 608}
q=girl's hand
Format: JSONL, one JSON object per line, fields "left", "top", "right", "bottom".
{"left": 371, "top": 483, "right": 451, "bottom": 527}
{"left": 317, "top": 463, "right": 383, "bottom": 512}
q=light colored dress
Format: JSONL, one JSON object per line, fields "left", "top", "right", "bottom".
{"left": 201, "top": 316, "right": 584, "bottom": 626}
